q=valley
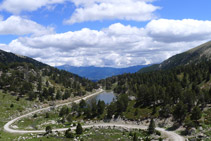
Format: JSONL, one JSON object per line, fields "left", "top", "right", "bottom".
{"left": 57, "top": 65, "right": 148, "bottom": 81}
{"left": 3, "top": 89, "right": 185, "bottom": 141}
{"left": 0, "top": 41, "right": 211, "bottom": 141}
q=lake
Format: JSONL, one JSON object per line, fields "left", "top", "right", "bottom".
{"left": 87, "top": 91, "right": 116, "bottom": 105}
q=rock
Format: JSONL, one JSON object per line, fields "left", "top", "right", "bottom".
{"left": 129, "top": 96, "right": 136, "bottom": 100}
{"left": 188, "top": 128, "right": 196, "bottom": 135}
{"left": 52, "top": 132, "right": 58, "bottom": 136}
{"left": 151, "top": 134, "right": 160, "bottom": 139}
{"left": 199, "top": 126, "right": 203, "bottom": 131}
{"left": 198, "top": 133, "right": 205, "bottom": 138}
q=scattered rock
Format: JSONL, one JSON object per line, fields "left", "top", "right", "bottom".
{"left": 128, "top": 96, "right": 136, "bottom": 100}
{"left": 198, "top": 133, "right": 206, "bottom": 138}
{"left": 198, "top": 126, "right": 203, "bottom": 131}
{"left": 188, "top": 128, "right": 196, "bottom": 135}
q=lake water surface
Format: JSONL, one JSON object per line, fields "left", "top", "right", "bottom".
{"left": 87, "top": 91, "right": 116, "bottom": 104}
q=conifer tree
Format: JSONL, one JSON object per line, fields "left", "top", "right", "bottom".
{"left": 148, "top": 118, "right": 155, "bottom": 134}
{"left": 76, "top": 123, "right": 83, "bottom": 134}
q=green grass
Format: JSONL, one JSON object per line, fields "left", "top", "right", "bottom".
{"left": 0, "top": 90, "right": 39, "bottom": 140}
{"left": 201, "top": 108, "right": 211, "bottom": 139}
{"left": 123, "top": 101, "right": 159, "bottom": 120}
{"left": 1, "top": 128, "right": 149, "bottom": 141}
{"left": 13, "top": 110, "right": 75, "bottom": 130}
{"left": 0, "top": 90, "right": 162, "bottom": 141}
{"left": 14, "top": 128, "right": 149, "bottom": 141}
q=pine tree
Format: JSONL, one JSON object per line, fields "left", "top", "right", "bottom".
{"left": 148, "top": 118, "right": 155, "bottom": 134}
{"left": 97, "top": 100, "right": 105, "bottom": 115}
{"left": 38, "top": 77, "right": 42, "bottom": 92}
{"left": 76, "top": 123, "right": 83, "bottom": 134}
{"left": 59, "top": 106, "right": 69, "bottom": 117}
{"left": 46, "top": 80, "right": 49, "bottom": 87}
{"left": 133, "top": 133, "right": 138, "bottom": 141}
{"left": 45, "top": 126, "right": 52, "bottom": 134}
{"left": 190, "top": 106, "right": 202, "bottom": 122}
{"left": 45, "top": 112, "right": 50, "bottom": 118}
{"left": 56, "top": 90, "right": 62, "bottom": 100}
{"left": 65, "top": 128, "right": 74, "bottom": 138}
{"left": 66, "top": 114, "right": 72, "bottom": 123}
{"left": 79, "top": 99, "right": 86, "bottom": 109}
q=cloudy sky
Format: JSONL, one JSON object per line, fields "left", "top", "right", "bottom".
{"left": 0, "top": 0, "right": 211, "bottom": 67}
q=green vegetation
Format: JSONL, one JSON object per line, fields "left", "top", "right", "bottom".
{"left": 1, "top": 41, "right": 211, "bottom": 140}
{"left": 12, "top": 99, "right": 107, "bottom": 130}
{"left": 45, "top": 126, "right": 52, "bottom": 134}
{"left": 0, "top": 91, "right": 38, "bottom": 140}
{"left": 65, "top": 128, "right": 74, "bottom": 138}
{"left": 0, "top": 61, "right": 98, "bottom": 103}
{"left": 148, "top": 119, "right": 155, "bottom": 134}
{"left": 73, "top": 128, "right": 150, "bottom": 141}
{"left": 0, "top": 49, "right": 99, "bottom": 104}
{"left": 76, "top": 123, "right": 83, "bottom": 134}
{"left": 0, "top": 49, "right": 100, "bottom": 140}
{"left": 100, "top": 60, "right": 211, "bottom": 128}
{"left": 19, "top": 128, "right": 150, "bottom": 141}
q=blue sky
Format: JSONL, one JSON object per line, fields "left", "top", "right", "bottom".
{"left": 0, "top": 0, "right": 211, "bottom": 67}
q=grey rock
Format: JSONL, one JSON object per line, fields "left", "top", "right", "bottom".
{"left": 188, "top": 128, "right": 196, "bottom": 135}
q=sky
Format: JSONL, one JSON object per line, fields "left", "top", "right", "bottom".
{"left": 0, "top": 0, "right": 211, "bottom": 68}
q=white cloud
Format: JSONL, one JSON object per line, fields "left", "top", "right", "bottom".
{"left": 0, "top": 0, "right": 159, "bottom": 24}
{"left": 0, "top": 0, "right": 66, "bottom": 14}
{"left": 0, "top": 16, "right": 54, "bottom": 36}
{"left": 146, "top": 19, "right": 211, "bottom": 43}
{"left": 1, "top": 19, "right": 211, "bottom": 67}
{"left": 65, "top": 0, "right": 160, "bottom": 24}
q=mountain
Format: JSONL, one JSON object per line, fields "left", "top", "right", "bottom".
{"left": 57, "top": 65, "right": 148, "bottom": 81}
{"left": 0, "top": 50, "right": 46, "bottom": 67}
{"left": 0, "top": 49, "right": 98, "bottom": 102}
{"left": 139, "top": 41, "right": 211, "bottom": 73}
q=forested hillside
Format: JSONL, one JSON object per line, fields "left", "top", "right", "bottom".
{"left": 0, "top": 50, "right": 98, "bottom": 102}
{"left": 100, "top": 56, "right": 211, "bottom": 131}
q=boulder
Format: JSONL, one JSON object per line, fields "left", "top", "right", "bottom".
{"left": 198, "top": 133, "right": 206, "bottom": 138}
{"left": 198, "top": 126, "right": 203, "bottom": 131}
{"left": 188, "top": 128, "right": 196, "bottom": 135}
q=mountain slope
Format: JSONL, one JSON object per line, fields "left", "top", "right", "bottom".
{"left": 0, "top": 49, "right": 98, "bottom": 102}
{"left": 101, "top": 46, "right": 211, "bottom": 132}
{"left": 57, "top": 65, "right": 148, "bottom": 81}
{"left": 139, "top": 41, "right": 211, "bottom": 73}
{"left": 0, "top": 50, "right": 46, "bottom": 67}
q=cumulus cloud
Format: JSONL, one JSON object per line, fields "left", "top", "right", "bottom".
{"left": 0, "top": 16, "right": 54, "bottom": 36}
{"left": 65, "top": 0, "right": 160, "bottom": 24}
{"left": 0, "top": 0, "right": 66, "bottom": 14}
{"left": 146, "top": 19, "right": 211, "bottom": 43}
{"left": 0, "top": 0, "right": 159, "bottom": 24}
{"left": 1, "top": 19, "right": 211, "bottom": 67}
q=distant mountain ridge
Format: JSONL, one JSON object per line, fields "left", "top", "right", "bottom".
{"left": 57, "top": 65, "right": 149, "bottom": 81}
{"left": 139, "top": 41, "right": 211, "bottom": 73}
